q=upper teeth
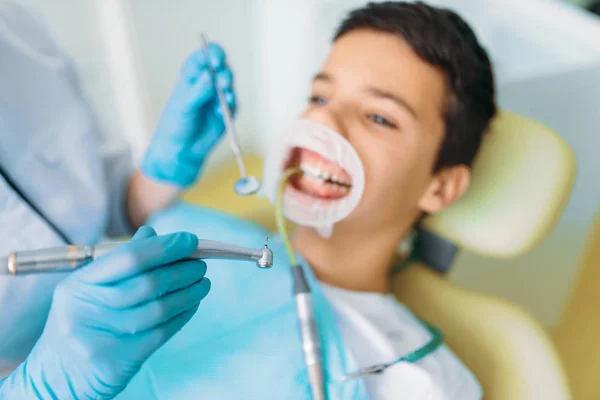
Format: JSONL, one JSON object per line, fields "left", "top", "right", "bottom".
{"left": 299, "top": 163, "right": 349, "bottom": 186}
{"left": 301, "top": 163, "right": 328, "bottom": 180}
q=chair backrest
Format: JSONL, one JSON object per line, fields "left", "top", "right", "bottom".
{"left": 402, "top": 111, "right": 575, "bottom": 399}
{"left": 422, "top": 110, "right": 576, "bottom": 259}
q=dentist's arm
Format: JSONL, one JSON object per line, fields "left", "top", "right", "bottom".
{"left": 0, "top": 226, "right": 210, "bottom": 400}
{"left": 127, "top": 43, "right": 237, "bottom": 228}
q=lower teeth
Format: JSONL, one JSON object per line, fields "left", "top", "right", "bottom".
{"left": 327, "top": 179, "right": 350, "bottom": 188}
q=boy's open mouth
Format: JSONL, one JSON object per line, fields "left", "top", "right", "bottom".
{"left": 284, "top": 147, "right": 352, "bottom": 200}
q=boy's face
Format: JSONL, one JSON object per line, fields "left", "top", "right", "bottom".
{"left": 290, "top": 29, "right": 470, "bottom": 230}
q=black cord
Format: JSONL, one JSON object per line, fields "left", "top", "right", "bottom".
{"left": 0, "top": 163, "right": 72, "bottom": 244}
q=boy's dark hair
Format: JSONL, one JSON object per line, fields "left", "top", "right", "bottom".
{"left": 589, "top": 1, "right": 600, "bottom": 16}
{"left": 335, "top": 1, "right": 497, "bottom": 171}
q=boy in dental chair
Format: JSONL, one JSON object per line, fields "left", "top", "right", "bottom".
{"left": 118, "top": 2, "right": 496, "bottom": 399}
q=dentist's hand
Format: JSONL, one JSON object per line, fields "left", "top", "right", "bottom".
{"left": 141, "top": 43, "right": 237, "bottom": 188}
{"left": 0, "top": 226, "right": 209, "bottom": 400}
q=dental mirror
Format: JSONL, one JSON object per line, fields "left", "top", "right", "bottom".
{"left": 200, "top": 33, "right": 262, "bottom": 196}
{"left": 234, "top": 176, "right": 262, "bottom": 197}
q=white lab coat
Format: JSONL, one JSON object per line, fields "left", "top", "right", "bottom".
{"left": 0, "top": 0, "right": 134, "bottom": 377}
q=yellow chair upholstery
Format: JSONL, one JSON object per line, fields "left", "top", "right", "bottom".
{"left": 182, "top": 153, "right": 282, "bottom": 232}
{"left": 554, "top": 208, "right": 600, "bottom": 400}
{"left": 393, "top": 265, "right": 571, "bottom": 400}
{"left": 422, "top": 111, "right": 577, "bottom": 258}
{"left": 183, "top": 111, "right": 576, "bottom": 400}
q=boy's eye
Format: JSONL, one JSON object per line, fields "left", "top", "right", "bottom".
{"left": 368, "top": 114, "right": 397, "bottom": 129}
{"left": 309, "top": 95, "right": 328, "bottom": 105}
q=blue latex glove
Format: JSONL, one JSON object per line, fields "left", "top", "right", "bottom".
{"left": 0, "top": 226, "right": 210, "bottom": 400}
{"left": 141, "top": 43, "right": 236, "bottom": 188}
{"left": 116, "top": 204, "right": 370, "bottom": 400}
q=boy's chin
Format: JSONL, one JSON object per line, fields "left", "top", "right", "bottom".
{"left": 339, "top": 206, "right": 421, "bottom": 231}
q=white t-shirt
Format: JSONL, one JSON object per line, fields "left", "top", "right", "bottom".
{"left": 321, "top": 283, "right": 482, "bottom": 400}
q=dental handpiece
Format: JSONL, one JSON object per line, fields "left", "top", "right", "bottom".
{"left": 0, "top": 238, "right": 273, "bottom": 275}
{"left": 292, "top": 266, "right": 326, "bottom": 400}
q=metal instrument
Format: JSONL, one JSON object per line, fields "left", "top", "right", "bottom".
{"left": 1, "top": 238, "right": 273, "bottom": 275}
{"left": 200, "top": 34, "right": 261, "bottom": 197}
{"left": 291, "top": 266, "right": 326, "bottom": 400}
{"left": 274, "top": 168, "right": 325, "bottom": 399}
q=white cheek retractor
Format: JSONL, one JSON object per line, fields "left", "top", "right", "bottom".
{"left": 260, "top": 119, "right": 366, "bottom": 238}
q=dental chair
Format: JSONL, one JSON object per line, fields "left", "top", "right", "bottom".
{"left": 183, "top": 110, "right": 576, "bottom": 400}
{"left": 554, "top": 208, "right": 600, "bottom": 400}
{"left": 394, "top": 111, "right": 576, "bottom": 400}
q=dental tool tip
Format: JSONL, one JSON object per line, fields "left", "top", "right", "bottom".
{"left": 200, "top": 33, "right": 208, "bottom": 46}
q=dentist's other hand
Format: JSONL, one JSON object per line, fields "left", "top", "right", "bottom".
{"left": 0, "top": 226, "right": 209, "bottom": 399}
{"left": 141, "top": 43, "right": 236, "bottom": 188}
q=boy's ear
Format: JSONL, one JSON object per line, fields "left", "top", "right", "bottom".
{"left": 418, "top": 165, "right": 471, "bottom": 214}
